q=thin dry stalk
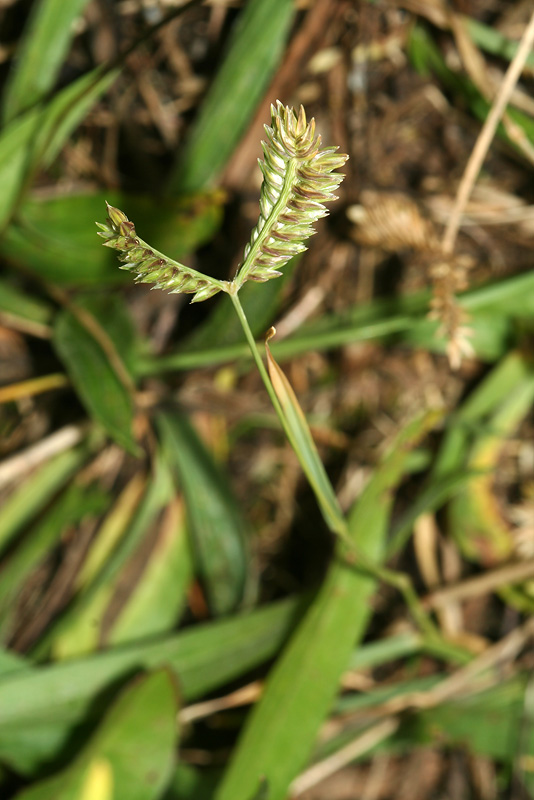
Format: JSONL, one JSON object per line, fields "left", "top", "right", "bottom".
{"left": 442, "top": 9, "right": 534, "bottom": 255}
{"left": 0, "top": 424, "right": 86, "bottom": 490}
{"left": 423, "top": 558, "right": 534, "bottom": 610}
{"left": 289, "top": 717, "right": 400, "bottom": 797}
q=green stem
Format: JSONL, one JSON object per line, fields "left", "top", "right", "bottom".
{"left": 229, "top": 290, "right": 453, "bottom": 652}
{"left": 228, "top": 291, "right": 287, "bottom": 428}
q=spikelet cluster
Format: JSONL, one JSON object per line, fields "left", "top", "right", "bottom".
{"left": 96, "top": 203, "right": 224, "bottom": 303}
{"left": 235, "top": 101, "right": 348, "bottom": 288}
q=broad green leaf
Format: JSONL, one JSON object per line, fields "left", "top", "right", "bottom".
{"left": 14, "top": 670, "right": 177, "bottom": 800}
{"left": 157, "top": 411, "right": 253, "bottom": 615}
{"left": 0, "top": 482, "right": 109, "bottom": 642}
{"left": 2, "top": 0, "right": 92, "bottom": 123}
{"left": 53, "top": 295, "right": 138, "bottom": 454}
{"left": 2, "top": 190, "right": 224, "bottom": 286}
{"left": 107, "top": 497, "right": 193, "bottom": 646}
{"left": 215, "top": 412, "right": 439, "bottom": 800}
{"left": 169, "top": 0, "right": 295, "bottom": 193}
{"left": 0, "top": 597, "right": 299, "bottom": 774}
{"left": 0, "top": 445, "right": 90, "bottom": 556}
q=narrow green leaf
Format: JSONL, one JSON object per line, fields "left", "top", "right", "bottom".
{"left": 448, "top": 364, "right": 534, "bottom": 565}
{"left": 0, "top": 446, "right": 89, "bottom": 556}
{"left": 0, "top": 482, "right": 109, "bottom": 642}
{"left": 169, "top": 0, "right": 295, "bottom": 193}
{"left": 0, "top": 597, "right": 299, "bottom": 774}
{"left": 414, "top": 675, "right": 531, "bottom": 763}
{"left": 107, "top": 497, "right": 193, "bottom": 646}
{"left": 0, "top": 66, "right": 118, "bottom": 232}
{"left": 265, "top": 332, "right": 345, "bottom": 536}
{"left": 48, "top": 456, "right": 174, "bottom": 659}
{"left": 0, "top": 279, "right": 52, "bottom": 325}
{"left": 2, "top": 0, "right": 92, "bottom": 123}
{"left": 53, "top": 295, "right": 138, "bottom": 454}
{"left": 215, "top": 412, "right": 438, "bottom": 800}
{"left": 142, "top": 269, "right": 534, "bottom": 376}
{"left": 157, "top": 411, "right": 253, "bottom": 615}
{"left": 14, "top": 670, "right": 177, "bottom": 800}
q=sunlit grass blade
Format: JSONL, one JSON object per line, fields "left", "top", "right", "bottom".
{"left": 46, "top": 455, "right": 174, "bottom": 660}
{"left": 215, "top": 412, "right": 438, "bottom": 800}
{"left": 0, "top": 445, "right": 91, "bottom": 556}
{"left": 447, "top": 358, "right": 534, "bottom": 566}
{"left": 77, "top": 759, "right": 113, "bottom": 800}
{"left": 169, "top": 0, "right": 295, "bottom": 194}
{"left": 2, "top": 0, "right": 92, "bottom": 123}
{"left": 107, "top": 497, "right": 193, "bottom": 646}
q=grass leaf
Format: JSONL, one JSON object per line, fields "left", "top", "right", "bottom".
{"left": 0, "top": 598, "right": 299, "bottom": 774}
{"left": 169, "top": 0, "right": 295, "bottom": 193}
{"left": 53, "top": 295, "right": 138, "bottom": 454}
{"left": 2, "top": 0, "right": 92, "bottom": 123}
{"left": 14, "top": 670, "right": 177, "bottom": 800}
{"left": 157, "top": 411, "right": 254, "bottom": 615}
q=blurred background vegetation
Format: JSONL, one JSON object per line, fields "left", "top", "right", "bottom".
{"left": 1, "top": 0, "right": 534, "bottom": 798}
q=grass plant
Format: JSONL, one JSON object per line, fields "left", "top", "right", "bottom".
{"left": 1, "top": 2, "right": 534, "bottom": 799}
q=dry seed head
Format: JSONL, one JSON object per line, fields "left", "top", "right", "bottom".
{"left": 235, "top": 101, "right": 348, "bottom": 288}
{"left": 97, "top": 202, "right": 224, "bottom": 303}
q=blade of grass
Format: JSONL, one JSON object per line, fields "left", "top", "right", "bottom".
{"left": 448, "top": 364, "right": 534, "bottom": 564}
{"left": 53, "top": 295, "right": 139, "bottom": 455}
{"left": 106, "top": 497, "right": 193, "bottom": 646}
{"left": 264, "top": 328, "right": 345, "bottom": 537}
{"left": 215, "top": 412, "right": 438, "bottom": 800}
{"left": 0, "top": 482, "right": 109, "bottom": 643}
{"left": 0, "top": 445, "right": 90, "bottom": 556}
{"left": 2, "top": 0, "right": 92, "bottom": 123}
{"left": 0, "top": 65, "right": 118, "bottom": 233}
{"left": 157, "top": 411, "right": 254, "bottom": 615}
{"left": 46, "top": 455, "right": 174, "bottom": 659}
{"left": 140, "top": 269, "right": 534, "bottom": 375}
{"left": 169, "top": 0, "right": 295, "bottom": 194}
